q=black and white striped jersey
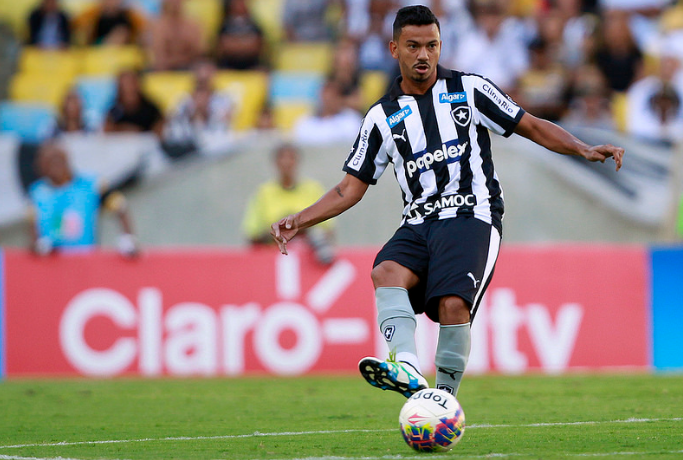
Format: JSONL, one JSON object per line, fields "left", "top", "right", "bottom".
{"left": 342, "top": 65, "right": 525, "bottom": 232}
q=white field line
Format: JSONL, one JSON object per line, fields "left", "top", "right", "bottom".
{"left": 277, "top": 452, "right": 683, "bottom": 460}
{"left": 5, "top": 450, "right": 683, "bottom": 460}
{"left": 0, "top": 417, "right": 681, "bottom": 452}
{"left": 0, "top": 456, "right": 92, "bottom": 460}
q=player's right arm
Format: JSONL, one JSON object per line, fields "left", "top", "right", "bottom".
{"left": 270, "top": 173, "right": 369, "bottom": 255}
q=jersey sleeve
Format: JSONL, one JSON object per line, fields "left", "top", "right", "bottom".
{"left": 470, "top": 76, "right": 525, "bottom": 137}
{"left": 342, "top": 112, "right": 388, "bottom": 185}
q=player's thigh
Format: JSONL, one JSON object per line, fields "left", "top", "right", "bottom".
{"left": 373, "top": 225, "right": 429, "bottom": 289}
{"left": 425, "top": 217, "right": 500, "bottom": 311}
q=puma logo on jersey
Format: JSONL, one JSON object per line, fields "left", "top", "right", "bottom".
{"left": 467, "top": 272, "right": 481, "bottom": 288}
{"left": 392, "top": 129, "right": 407, "bottom": 143}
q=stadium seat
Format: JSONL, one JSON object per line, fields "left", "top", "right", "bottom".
{"left": 0, "top": 0, "right": 40, "bottom": 40}
{"left": 9, "top": 72, "right": 74, "bottom": 109}
{"left": 61, "top": 0, "right": 97, "bottom": 19}
{"left": 611, "top": 92, "right": 628, "bottom": 133}
{"left": 75, "top": 76, "right": 117, "bottom": 129}
{"left": 273, "top": 102, "right": 313, "bottom": 132}
{"left": 249, "top": 0, "right": 285, "bottom": 45}
{"left": 270, "top": 71, "right": 324, "bottom": 104}
{"left": 19, "top": 47, "right": 82, "bottom": 78}
{"left": 129, "top": 0, "right": 162, "bottom": 16}
{"left": 360, "top": 71, "right": 389, "bottom": 110}
{"left": 142, "top": 71, "right": 194, "bottom": 114}
{"left": 81, "top": 46, "right": 145, "bottom": 76}
{"left": 214, "top": 70, "right": 268, "bottom": 131}
{"left": 274, "top": 42, "right": 333, "bottom": 74}
{"left": 0, "top": 102, "right": 55, "bottom": 144}
{"left": 184, "top": 0, "right": 222, "bottom": 46}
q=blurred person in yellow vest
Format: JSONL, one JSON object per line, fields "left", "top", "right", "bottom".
{"left": 243, "top": 144, "right": 335, "bottom": 264}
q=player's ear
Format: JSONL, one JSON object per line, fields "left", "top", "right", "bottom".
{"left": 390, "top": 40, "right": 399, "bottom": 59}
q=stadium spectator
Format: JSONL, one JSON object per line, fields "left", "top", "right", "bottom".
{"left": 27, "top": 0, "right": 71, "bottom": 49}
{"left": 27, "top": 142, "right": 138, "bottom": 256}
{"left": 561, "top": 64, "right": 615, "bottom": 130}
{"left": 104, "top": 70, "right": 164, "bottom": 136}
{"left": 447, "top": 0, "right": 529, "bottom": 92}
{"left": 593, "top": 9, "right": 644, "bottom": 93}
{"left": 52, "top": 88, "right": 90, "bottom": 136}
{"left": 215, "top": 0, "right": 266, "bottom": 70}
{"left": 328, "top": 37, "right": 363, "bottom": 112}
{"left": 147, "top": 0, "right": 204, "bottom": 71}
{"left": 293, "top": 79, "right": 362, "bottom": 146}
{"left": 243, "top": 144, "right": 335, "bottom": 264}
{"left": 283, "top": 0, "right": 334, "bottom": 42}
{"left": 356, "top": 0, "right": 400, "bottom": 75}
{"left": 164, "top": 59, "right": 235, "bottom": 148}
{"left": 517, "top": 38, "right": 570, "bottom": 122}
{"left": 626, "top": 53, "right": 683, "bottom": 144}
{"left": 72, "top": 0, "right": 146, "bottom": 45}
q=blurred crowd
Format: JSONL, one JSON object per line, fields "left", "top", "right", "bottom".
{"left": 2, "top": 0, "right": 682, "bottom": 147}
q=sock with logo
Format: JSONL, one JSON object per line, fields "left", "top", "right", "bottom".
{"left": 435, "top": 323, "right": 471, "bottom": 396}
{"left": 376, "top": 287, "right": 421, "bottom": 373}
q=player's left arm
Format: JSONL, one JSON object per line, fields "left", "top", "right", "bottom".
{"left": 514, "top": 112, "right": 624, "bottom": 171}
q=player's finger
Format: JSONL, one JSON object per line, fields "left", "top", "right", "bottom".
{"left": 613, "top": 147, "right": 624, "bottom": 171}
{"left": 277, "top": 236, "right": 289, "bottom": 255}
{"left": 284, "top": 214, "right": 295, "bottom": 230}
{"left": 270, "top": 222, "right": 281, "bottom": 240}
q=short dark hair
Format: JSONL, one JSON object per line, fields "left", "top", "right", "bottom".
{"left": 392, "top": 5, "right": 440, "bottom": 41}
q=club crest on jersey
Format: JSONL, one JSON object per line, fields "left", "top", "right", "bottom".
{"left": 439, "top": 92, "right": 467, "bottom": 104}
{"left": 387, "top": 106, "right": 412, "bottom": 128}
{"left": 451, "top": 106, "right": 471, "bottom": 127}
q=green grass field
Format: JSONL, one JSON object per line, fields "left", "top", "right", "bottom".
{"left": 1, "top": 374, "right": 682, "bottom": 460}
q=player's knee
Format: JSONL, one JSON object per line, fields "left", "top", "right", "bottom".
{"left": 371, "top": 262, "right": 395, "bottom": 288}
{"left": 438, "top": 296, "right": 471, "bottom": 325}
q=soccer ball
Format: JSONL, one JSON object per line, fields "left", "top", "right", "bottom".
{"left": 398, "top": 388, "right": 465, "bottom": 452}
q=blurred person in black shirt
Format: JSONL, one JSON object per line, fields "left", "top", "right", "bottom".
{"left": 27, "top": 0, "right": 71, "bottom": 48}
{"left": 216, "top": 0, "right": 266, "bottom": 70}
{"left": 104, "top": 70, "right": 164, "bottom": 136}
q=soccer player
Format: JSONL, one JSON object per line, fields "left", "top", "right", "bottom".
{"left": 271, "top": 5, "right": 624, "bottom": 398}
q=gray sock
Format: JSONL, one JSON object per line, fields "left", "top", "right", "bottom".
{"left": 376, "top": 287, "right": 420, "bottom": 372}
{"left": 435, "top": 323, "right": 471, "bottom": 396}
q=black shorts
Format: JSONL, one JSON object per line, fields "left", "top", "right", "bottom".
{"left": 373, "top": 216, "right": 501, "bottom": 323}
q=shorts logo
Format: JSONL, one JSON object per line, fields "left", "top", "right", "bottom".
{"left": 439, "top": 92, "right": 467, "bottom": 104}
{"left": 383, "top": 325, "right": 396, "bottom": 341}
{"left": 451, "top": 106, "right": 471, "bottom": 127}
{"left": 387, "top": 106, "right": 412, "bottom": 128}
{"left": 436, "top": 384, "right": 455, "bottom": 394}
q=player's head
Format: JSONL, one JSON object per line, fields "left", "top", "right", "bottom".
{"left": 36, "top": 142, "right": 72, "bottom": 186}
{"left": 273, "top": 143, "right": 300, "bottom": 185}
{"left": 392, "top": 5, "right": 440, "bottom": 42}
{"left": 390, "top": 5, "right": 442, "bottom": 85}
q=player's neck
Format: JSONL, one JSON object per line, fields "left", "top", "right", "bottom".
{"left": 400, "top": 73, "right": 438, "bottom": 96}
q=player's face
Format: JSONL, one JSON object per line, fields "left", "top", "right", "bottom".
{"left": 390, "top": 24, "right": 441, "bottom": 85}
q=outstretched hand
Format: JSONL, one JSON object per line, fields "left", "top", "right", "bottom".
{"left": 584, "top": 144, "right": 624, "bottom": 171}
{"left": 270, "top": 214, "right": 300, "bottom": 255}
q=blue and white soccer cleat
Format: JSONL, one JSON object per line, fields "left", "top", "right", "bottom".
{"left": 358, "top": 356, "right": 429, "bottom": 398}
